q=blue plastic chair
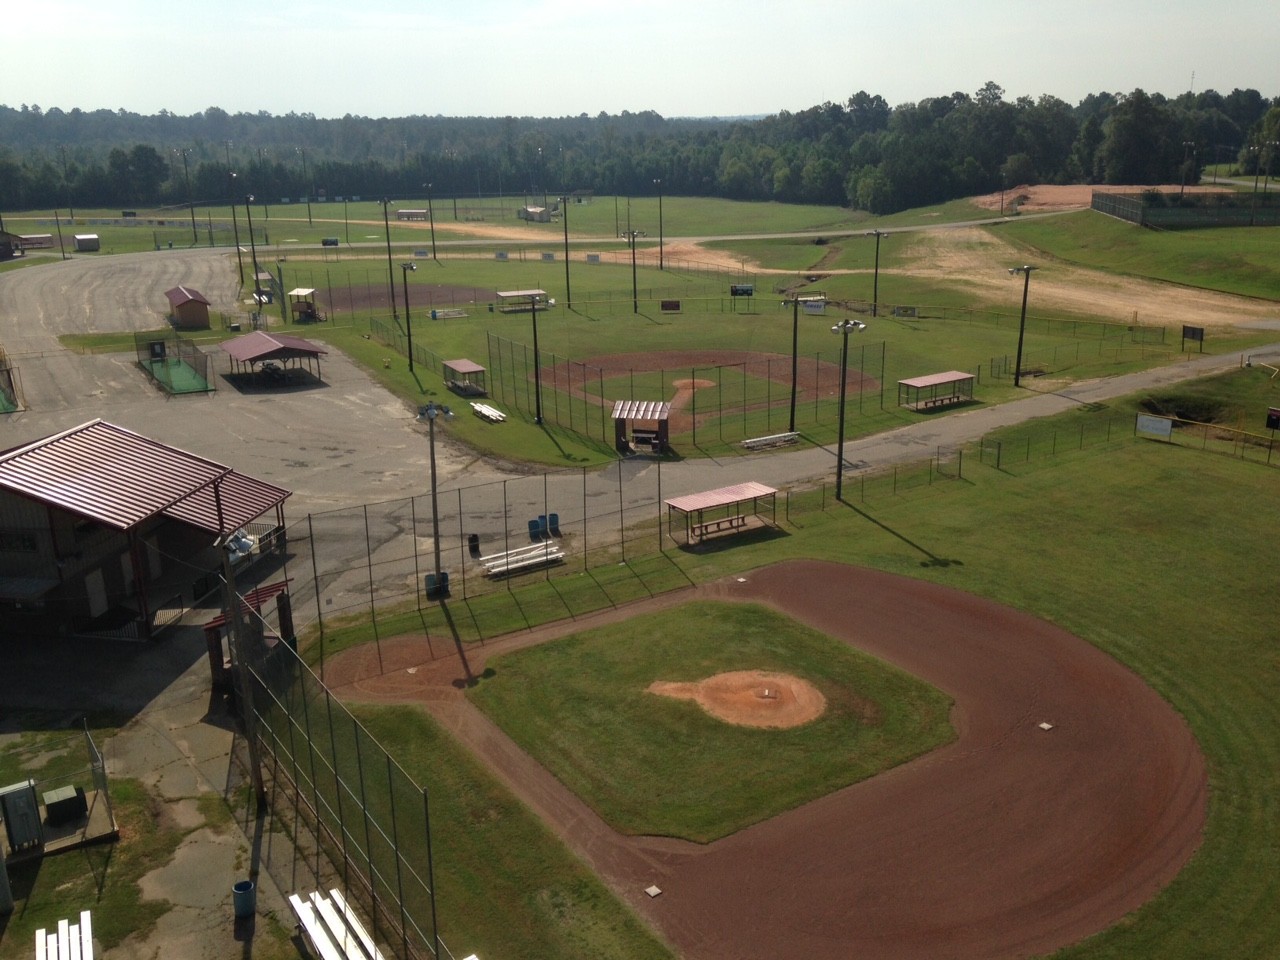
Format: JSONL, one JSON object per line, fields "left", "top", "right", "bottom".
{"left": 548, "top": 513, "right": 561, "bottom": 537}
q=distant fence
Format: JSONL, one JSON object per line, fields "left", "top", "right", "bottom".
{"left": 1092, "top": 190, "right": 1280, "bottom": 228}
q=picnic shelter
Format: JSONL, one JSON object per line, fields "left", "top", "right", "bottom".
{"left": 665, "top": 481, "right": 777, "bottom": 544}
{"left": 897, "top": 370, "right": 976, "bottom": 411}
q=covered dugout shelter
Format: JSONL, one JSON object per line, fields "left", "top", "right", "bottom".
{"left": 897, "top": 370, "right": 976, "bottom": 412}
{"left": 443, "top": 359, "right": 487, "bottom": 396}
{"left": 612, "top": 400, "right": 670, "bottom": 453}
{"left": 665, "top": 480, "right": 777, "bottom": 544}
{"left": 222, "top": 330, "right": 327, "bottom": 383}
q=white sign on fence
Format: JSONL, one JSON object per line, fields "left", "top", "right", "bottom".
{"left": 1135, "top": 414, "right": 1173, "bottom": 439}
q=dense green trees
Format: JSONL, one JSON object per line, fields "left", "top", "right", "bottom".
{"left": 0, "top": 84, "right": 1274, "bottom": 216}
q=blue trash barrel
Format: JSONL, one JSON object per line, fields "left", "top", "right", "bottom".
{"left": 232, "top": 880, "right": 256, "bottom": 918}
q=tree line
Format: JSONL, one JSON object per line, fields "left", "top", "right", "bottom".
{"left": 1, "top": 83, "right": 1277, "bottom": 216}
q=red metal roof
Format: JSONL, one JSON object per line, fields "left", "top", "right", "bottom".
{"left": 444, "top": 359, "right": 486, "bottom": 375}
{"left": 164, "top": 285, "right": 210, "bottom": 308}
{"left": 221, "top": 330, "right": 328, "bottom": 364}
{"left": 665, "top": 481, "right": 777, "bottom": 514}
{"left": 0, "top": 420, "right": 289, "bottom": 533}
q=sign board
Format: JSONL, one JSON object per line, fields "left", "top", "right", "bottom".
{"left": 730, "top": 284, "right": 754, "bottom": 297}
{"left": 1266, "top": 407, "right": 1280, "bottom": 431}
{"left": 1182, "top": 325, "right": 1205, "bottom": 342}
{"left": 1135, "top": 414, "right": 1173, "bottom": 439}
{"left": 541, "top": 252, "right": 555, "bottom": 262}
{"left": 893, "top": 305, "right": 918, "bottom": 318}
{"left": 802, "top": 299, "right": 826, "bottom": 314}
{"left": 494, "top": 251, "right": 508, "bottom": 261}
{"left": 661, "top": 300, "right": 681, "bottom": 312}
{"left": 586, "top": 253, "right": 601, "bottom": 264}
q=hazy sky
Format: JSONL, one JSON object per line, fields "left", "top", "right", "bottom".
{"left": 7, "top": 0, "right": 1276, "bottom": 119}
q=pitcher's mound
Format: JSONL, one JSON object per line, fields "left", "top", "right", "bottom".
{"left": 648, "top": 670, "right": 827, "bottom": 728}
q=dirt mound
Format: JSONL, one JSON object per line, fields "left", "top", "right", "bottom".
{"left": 647, "top": 670, "right": 827, "bottom": 728}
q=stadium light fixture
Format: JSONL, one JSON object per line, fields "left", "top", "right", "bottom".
{"left": 401, "top": 261, "right": 417, "bottom": 372}
{"left": 831, "top": 319, "right": 868, "bottom": 500}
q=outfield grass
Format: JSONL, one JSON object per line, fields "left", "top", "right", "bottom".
{"left": 335, "top": 401, "right": 1280, "bottom": 959}
{"left": 466, "top": 600, "right": 954, "bottom": 842}
{"left": 1000, "top": 209, "right": 1280, "bottom": 299}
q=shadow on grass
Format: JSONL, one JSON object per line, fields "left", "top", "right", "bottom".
{"left": 835, "top": 497, "right": 964, "bottom": 568}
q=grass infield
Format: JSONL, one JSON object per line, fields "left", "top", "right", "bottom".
{"left": 466, "top": 600, "right": 955, "bottom": 843}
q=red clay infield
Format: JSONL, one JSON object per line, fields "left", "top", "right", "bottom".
{"left": 326, "top": 559, "right": 1206, "bottom": 960}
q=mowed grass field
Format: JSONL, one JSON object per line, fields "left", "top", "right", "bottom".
{"left": 338, "top": 401, "right": 1280, "bottom": 960}
{"left": 6, "top": 196, "right": 1280, "bottom": 959}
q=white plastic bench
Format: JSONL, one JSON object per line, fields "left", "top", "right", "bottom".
{"left": 484, "top": 548, "right": 565, "bottom": 576}
{"left": 478, "top": 542, "right": 556, "bottom": 566}
{"left": 35, "top": 911, "right": 93, "bottom": 960}
{"left": 741, "top": 431, "right": 798, "bottom": 450}
{"left": 290, "top": 890, "right": 386, "bottom": 960}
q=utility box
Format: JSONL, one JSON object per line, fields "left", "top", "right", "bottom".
{"left": 43, "top": 786, "right": 88, "bottom": 827}
{"left": 0, "top": 780, "right": 43, "bottom": 852}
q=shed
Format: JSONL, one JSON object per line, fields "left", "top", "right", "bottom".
{"left": 0, "top": 230, "right": 22, "bottom": 262}
{"left": 897, "top": 371, "right": 976, "bottom": 411}
{"left": 164, "top": 285, "right": 213, "bottom": 330}
{"left": 443, "top": 359, "right": 487, "bottom": 396}
{"left": 665, "top": 481, "right": 777, "bottom": 543}
{"left": 74, "top": 234, "right": 100, "bottom": 252}
{"left": 612, "top": 400, "right": 670, "bottom": 453}
{"left": 221, "top": 330, "right": 328, "bottom": 383}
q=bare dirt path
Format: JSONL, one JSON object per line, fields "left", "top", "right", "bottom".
{"left": 326, "top": 559, "right": 1206, "bottom": 960}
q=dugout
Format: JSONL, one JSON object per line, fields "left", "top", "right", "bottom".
{"left": 443, "top": 359, "right": 487, "bottom": 397}
{"left": 612, "top": 400, "right": 670, "bottom": 453}
{"left": 665, "top": 481, "right": 778, "bottom": 544}
{"left": 495, "top": 289, "right": 549, "bottom": 313}
{"left": 897, "top": 370, "right": 975, "bottom": 411}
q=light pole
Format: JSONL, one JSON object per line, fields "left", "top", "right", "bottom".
{"left": 401, "top": 261, "right": 417, "bottom": 372}
{"left": 244, "top": 194, "right": 262, "bottom": 302}
{"left": 176, "top": 148, "right": 197, "bottom": 244}
{"left": 297, "top": 148, "right": 313, "bottom": 225}
{"left": 530, "top": 294, "right": 544, "bottom": 424}
{"left": 1180, "top": 141, "right": 1196, "bottom": 198}
{"left": 424, "top": 182, "right": 438, "bottom": 260}
{"left": 788, "top": 295, "right": 800, "bottom": 432}
{"left": 832, "top": 319, "right": 868, "bottom": 501}
{"left": 229, "top": 172, "right": 245, "bottom": 290}
{"left": 1009, "top": 265, "right": 1037, "bottom": 387}
{"left": 381, "top": 198, "right": 397, "bottom": 319}
{"left": 866, "top": 229, "right": 886, "bottom": 317}
{"left": 418, "top": 402, "right": 454, "bottom": 599}
{"left": 653, "top": 178, "right": 664, "bottom": 270}
{"left": 560, "top": 195, "right": 571, "bottom": 306}
{"left": 621, "top": 229, "right": 644, "bottom": 313}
